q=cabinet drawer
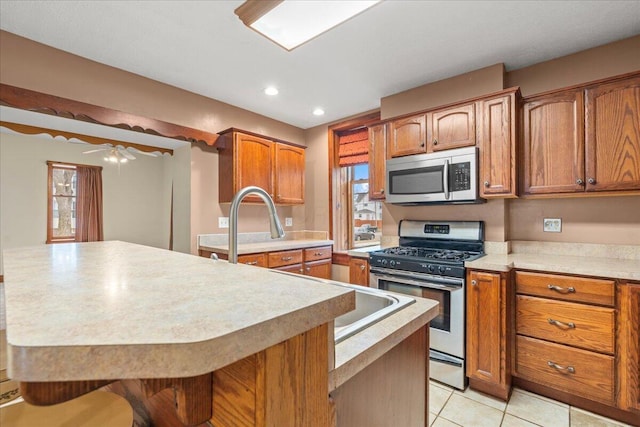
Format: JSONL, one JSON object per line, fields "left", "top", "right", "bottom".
{"left": 268, "top": 250, "right": 303, "bottom": 268}
{"left": 515, "top": 271, "right": 614, "bottom": 306}
{"left": 515, "top": 335, "right": 614, "bottom": 405}
{"left": 237, "top": 253, "right": 267, "bottom": 267}
{"left": 516, "top": 295, "right": 615, "bottom": 354}
{"left": 304, "top": 246, "right": 332, "bottom": 262}
{"left": 274, "top": 263, "right": 303, "bottom": 274}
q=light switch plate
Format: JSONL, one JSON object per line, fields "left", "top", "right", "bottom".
{"left": 218, "top": 217, "right": 229, "bottom": 228}
{"left": 543, "top": 218, "right": 561, "bottom": 232}
{"left": 285, "top": 217, "right": 293, "bottom": 227}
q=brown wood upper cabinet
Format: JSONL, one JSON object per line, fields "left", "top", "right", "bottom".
{"left": 428, "top": 102, "right": 476, "bottom": 152}
{"left": 368, "top": 123, "right": 388, "bottom": 200}
{"left": 388, "top": 114, "right": 427, "bottom": 157}
{"left": 522, "top": 74, "right": 640, "bottom": 196}
{"left": 217, "top": 129, "right": 305, "bottom": 204}
{"left": 477, "top": 91, "right": 519, "bottom": 198}
{"left": 585, "top": 76, "right": 640, "bottom": 192}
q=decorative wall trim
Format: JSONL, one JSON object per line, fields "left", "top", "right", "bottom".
{"left": 1, "top": 121, "right": 174, "bottom": 155}
{"left": 0, "top": 84, "right": 219, "bottom": 149}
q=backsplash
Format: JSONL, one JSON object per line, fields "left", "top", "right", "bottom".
{"left": 198, "top": 230, "right": 329, "bottom": 248}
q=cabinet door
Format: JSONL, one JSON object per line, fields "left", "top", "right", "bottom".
{"left": 388, "top": 114, "right": 426, "bottom": 157}
{"left": 466, "top": 270, "right": 510, "bottom": 400}
{"left": 274, "top": 143, "right": 305, "bottom": 204}
{"left": 429, "top": 103, "right": 476, "bottom": 152}
{"left": 235, "top": 133, "right": 274, "bottom": 201}
{"left": 348, "top": 258, "right": 370, "bottom": 286}
{"left": 368, "top": 124, "right": 387, "bottom": 200}
{"left": 478, "top": 93, "right": 517, "bottom": 198}
{"left": 522, "top": 90, "right": 585, "bottom": 195}
{"left": 304, "top": 259, "right": 332, "bottom": 280}
{"left": 617, "top": 282, "right": 640, "bottom": 413}
{"left": 585, "top": 76, "right": 640, "bottom": 192}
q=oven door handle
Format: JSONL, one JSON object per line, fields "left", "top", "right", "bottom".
{"left": 371, "top": 272, "right": 462, "bottom": 291}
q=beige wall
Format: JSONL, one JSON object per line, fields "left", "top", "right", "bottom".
{"left": 380, "top": 63, "right": 505, "bottom": 119}
{"left": 506, "top": 35, "right": 640, "bottom": 97}
{"left": 0, "top": 132, "right": 173, "bottom": 274}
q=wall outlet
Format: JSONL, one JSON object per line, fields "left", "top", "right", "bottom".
{"left": 285, "top": 217, "right": 293, "bottom": 227}
{"left": 218, "top": 217, "right": 229, "bottom": 228}
{"left": 543, "top": 218, "right": 562, "bottom": 233}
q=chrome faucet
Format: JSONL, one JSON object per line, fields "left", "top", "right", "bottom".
{"left": 228, "top": 186, "right": 285, "bottom": 264}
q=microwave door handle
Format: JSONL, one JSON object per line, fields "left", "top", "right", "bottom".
{"left": 443, "top": 159, "right": 450, "bottom": 200}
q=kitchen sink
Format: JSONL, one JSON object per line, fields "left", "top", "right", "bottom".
{"left": 268, "top": 270, "right": 415, "bottom": 343}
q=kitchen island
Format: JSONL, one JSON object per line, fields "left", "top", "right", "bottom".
{"left": 2, "top": 241, "right": 439, "bottom": 426}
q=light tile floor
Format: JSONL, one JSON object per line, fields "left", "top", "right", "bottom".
{"left": 429, "top": 380, "right": 635, "bottom": 427}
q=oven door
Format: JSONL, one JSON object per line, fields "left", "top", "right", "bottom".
{"left": 371, "top": 270, "right": 464, "bottom": 359}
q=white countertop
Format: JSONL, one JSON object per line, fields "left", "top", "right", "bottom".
{"left": 200, "top": 239, "right": 334, "bottom": 255}
{"left": 2, "top": 241, "right": 354, "bottom": 381}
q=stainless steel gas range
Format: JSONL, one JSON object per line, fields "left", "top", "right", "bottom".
{"left": 369, "top": 220, "right": 485, "bottom": 390}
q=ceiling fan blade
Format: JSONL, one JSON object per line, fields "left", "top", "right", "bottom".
{"left": 83, "top": 148, "right": 109, "bottom": 154}
{"left": 118, "top": 147, "right": 136, "bottom": 160}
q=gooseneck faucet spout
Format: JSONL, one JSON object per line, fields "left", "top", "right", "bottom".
{"left": 229, "top": 186, "right": 285, "bottom": 264}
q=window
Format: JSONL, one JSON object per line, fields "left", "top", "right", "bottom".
{"left": 48, "top": 162, "right": 77, "bottom": 243}
{"left": 47, "top": 161, "right": 104, "bottom": 243}
{"left": 328, "top": 113, "right": 382, "bottom": 252}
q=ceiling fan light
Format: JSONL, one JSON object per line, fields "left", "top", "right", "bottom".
{"left": 120, "top": 158, "right": 128, "bottom": 163}
{"left": 236, "top": 0, "right": 381, "bottom": 51}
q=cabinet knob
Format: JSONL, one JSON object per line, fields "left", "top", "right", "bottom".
{"left": 471, "top": 280, "right": 477, "bottom": 286}
{"left": 380, "top": 189, "right": 385, "bottom": 194}
{"left": 433, "top": 139, "right": 438, "bottom": 146}
{"left": 576, "top": 178, "right": 584, "bottom": 185}
{"left": 360, "top": 264, "right": 365, "bottom": 271}
{"left": 588, "top": 178, "right": 596, "bottom": 185}
{"left": 483, "top": 181, "right": 490, "bottom": 187}
{"left": 420, "top": 142, "right": 425, "bottom": 147}
{"left": 305, "top": 267, "right": 310, "bottom": 272}
{"left": 299, "top": 269, "right": 304, "bottom": 273}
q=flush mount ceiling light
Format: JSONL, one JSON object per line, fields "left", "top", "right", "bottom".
{"left": 264, "top": 86, "right": 279, "bottom": 95}
{"left": 235, "top": 0, "right": 381, "bottom": 51}
{"left": 313, "top": 108, "right": 325, "bottom": 116}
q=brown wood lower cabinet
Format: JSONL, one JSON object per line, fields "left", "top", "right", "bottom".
{"left": 515, "top": 335, "right": 615, "bottom": 405}
{"left": 199, "top": 245, "right": 332, "bottom": 280}
{"left": 348, "top": 257, "right": 369, "bottom": 286}
{"left": 512, "top": 270, "right": 640, "bottom": 425}
{"left": 466, "top": 270, "right": 511, "bottom": 400}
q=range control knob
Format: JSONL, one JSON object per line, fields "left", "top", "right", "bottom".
{"left": 438, "top": 265, "right": 446, "bottom": 274}
{"left": 389, "top": 260, "right": 396, "bottom": 268}
{"left": 427, "top": 265, "right": 435, "bottom": 273}
{"left": 381, "top": 259, "right": 388, "bottom": 266}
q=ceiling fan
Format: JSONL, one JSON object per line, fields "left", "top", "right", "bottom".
{"left": 83, "top": 145, "right": 161, "bottom": 163}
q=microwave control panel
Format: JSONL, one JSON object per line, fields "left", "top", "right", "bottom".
{"left": 449, "top": 162, "right": 471, "bottom": 191}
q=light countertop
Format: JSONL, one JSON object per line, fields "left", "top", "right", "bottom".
{"left": 198, "top": 230, "right": 333, "bottom": 255}
{"left": 466, "top": 241, "right": 640, "bottom": 281}
{"left": 2, "top": 241, "right": 355, "bottom": 382}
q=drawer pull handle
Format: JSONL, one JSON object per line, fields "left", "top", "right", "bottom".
{"left": 281, "top": 256, "right": 293, "bottom": 261}
{"left": 547, "top": 361, "right": 575, "bottom": 374}
{"left": 245, "top": 261, "right": 258, "bottom": 265}
{"left": 314, "top": 252, "right": 323, "bottom": 256}
{"left": 547, "top": 284, "right": 575, "bottom": 294}
{"left": 548, "top": 318, "right": 576, "bottom": 329}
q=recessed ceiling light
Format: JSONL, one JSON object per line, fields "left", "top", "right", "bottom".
{"left": 313, "top": 108, "right": 325, "bottom": 116}
{"left": 235, "top": 0, "right": 381, "bottom": 51}
{"left": 264, "top": 86, "right": 279, "bottom": 96}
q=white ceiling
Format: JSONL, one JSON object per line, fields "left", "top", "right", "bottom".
{"left": 1, "top": 1, "right": 639, "bottom": 130}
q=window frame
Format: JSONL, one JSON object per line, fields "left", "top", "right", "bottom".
{"left": 327, "top": 112, "right": 381, "bottom": 260}
{"left": 47, "top": 161, "right": 79, "bottom": 244}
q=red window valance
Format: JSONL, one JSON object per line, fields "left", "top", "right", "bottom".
{"left": 338, "top": 128, "right": 369, "bottom": 166}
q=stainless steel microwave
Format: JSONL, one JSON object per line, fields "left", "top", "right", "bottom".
{"left": 385, "top": 146, "right": 482, "bottom": 204}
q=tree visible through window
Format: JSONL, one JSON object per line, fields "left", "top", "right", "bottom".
{"left": 47, "top": 161, "right": 103, "bottom": 243}
{"left": 48, "top": 163, "right": 77, "bottom": 242}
